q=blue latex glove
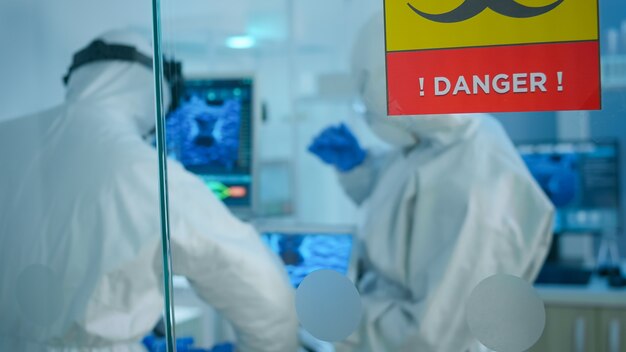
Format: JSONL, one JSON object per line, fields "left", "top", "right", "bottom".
{"left": 308, "top": 123, "right": 366, "bottom": 172}
{"left": 210, "top": 343, "right": 235, "bottom": 352}
{"left": 142, "top": 335, "right": 195, "bottom": 352}
{"left": 143, "top": 334, "right": 233, "bottom": 352}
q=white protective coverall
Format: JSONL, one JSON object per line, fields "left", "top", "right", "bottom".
{"left": 334, "top": 14, "right": 555, "bottom": 352}
{"left": 0, "top": 30, "right": 298, "bottom": 352}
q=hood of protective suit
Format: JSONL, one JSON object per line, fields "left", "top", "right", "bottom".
{"left": 351, "top": 13, "right": 478, "bottom": 147}
{"left": 65, "top": 29, "right": 170, "bottom": 137}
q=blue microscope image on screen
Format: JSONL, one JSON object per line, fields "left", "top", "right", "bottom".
{"left": 166, "top": 95, "right": 241, "bottom": 170}
{"left": 262, "top": 233, "right": 353, "bottom": 288}
{"left": 157, "top": 78, "right": 254, "bottom": 208}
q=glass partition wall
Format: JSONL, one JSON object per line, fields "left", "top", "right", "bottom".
{"left": 1, "top": 0, "right": 624, "bottom": 351}
{"left": 154, "top": 0, "right": 383, "bottom": 350}
{"left": 154, "top": 0, "right": 626, "bottom": 351}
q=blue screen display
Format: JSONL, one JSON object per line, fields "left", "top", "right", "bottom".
{"left": 166, "top": 78, "right": 254, "bottom": 208}
{"left": 518, "top": 141, "right": 619, "bottom": 233}
{"left": 261, "top": 232, "right": 353, "bottom": 288}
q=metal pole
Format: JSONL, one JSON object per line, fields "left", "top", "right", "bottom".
{"left": 150, "top": 0, "right": 177, "bottom": 350}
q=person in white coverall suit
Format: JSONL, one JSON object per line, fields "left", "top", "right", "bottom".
{"left": 0, "top": 29, "right": 298, "bottom": 352}
{"left": 308, "top": 13, "right": 554, "bottom": 352}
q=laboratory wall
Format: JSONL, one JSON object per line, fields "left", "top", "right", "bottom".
{"left": 0, "top": 0, "right": 153, "bottom": 120}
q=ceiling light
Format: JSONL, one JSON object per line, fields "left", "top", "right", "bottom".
{"left": 226, "top": 36, "right": 255, "bottom": 49}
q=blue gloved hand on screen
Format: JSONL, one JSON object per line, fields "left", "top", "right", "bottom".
{"left": 308, "top": 123, "right": 366, "bottom": 172}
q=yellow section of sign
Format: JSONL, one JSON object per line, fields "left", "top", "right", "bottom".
{"left": 385, "top": 0, "right": 598, "bottom": 52}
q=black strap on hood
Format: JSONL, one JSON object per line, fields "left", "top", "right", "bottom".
{"left": 63, "top": 39, "right": 184, "bottom": 113}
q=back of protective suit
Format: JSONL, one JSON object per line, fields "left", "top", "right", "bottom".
{"left": 0, "top": 55, "right": 298, "bottom": 352}
{"left": 0, "top": 61, "right": 166, "bottom": 351}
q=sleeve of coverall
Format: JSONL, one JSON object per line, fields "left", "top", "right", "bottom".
{"left": 337, "top": 150, "right": 396, "bottom": 206}
{"left": 165, "top": 163, "right": 299, "bottom": 352}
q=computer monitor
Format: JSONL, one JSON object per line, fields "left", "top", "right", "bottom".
{"left": 165, "top": 77, "right": 254, "bottom": 213}
{"left": 517, "top": 140, "right": 620, "bottom": 234}
{"left": 257, "top": 225, "right": 355, "bottom": 288}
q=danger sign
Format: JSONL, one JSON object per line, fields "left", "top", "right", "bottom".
{"left": 384, "top": 0, "right": 601, "bottom": 115}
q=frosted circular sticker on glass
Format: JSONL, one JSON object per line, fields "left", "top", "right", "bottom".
{"left": 466, "top": 274, "right": 545, "bottom": 352}
{"left": 295, "top": 269, "right": 362, "bottom": 342}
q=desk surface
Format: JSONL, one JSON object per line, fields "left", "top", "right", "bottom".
{"left": 535, "top": 274, "right": 626, "bottom": 308}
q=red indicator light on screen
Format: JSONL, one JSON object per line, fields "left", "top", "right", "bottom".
{"left": 229, "top": 186, "right": 247, "bottom": 198}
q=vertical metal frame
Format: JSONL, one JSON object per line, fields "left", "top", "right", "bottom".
{"left": 151, "top": 0, "right": 176, "bottom": 350}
